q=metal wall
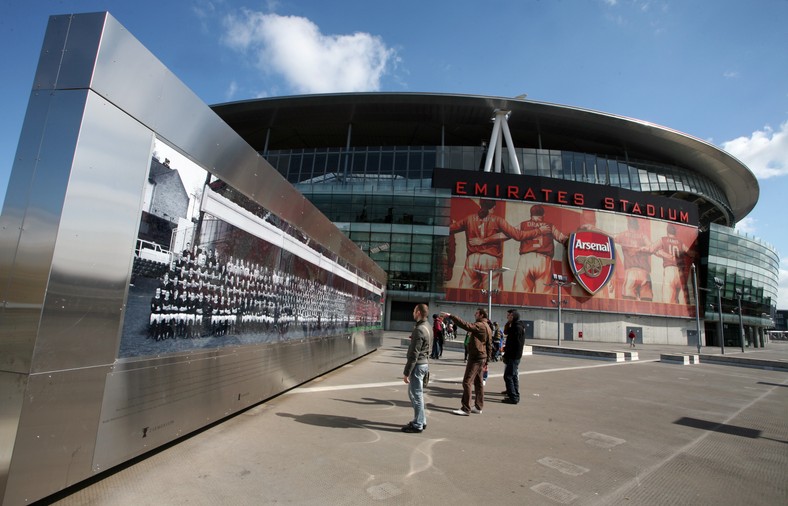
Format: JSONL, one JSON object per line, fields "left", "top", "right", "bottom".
{"left": 0, "top": 12, "right": 385, "bottom": 505}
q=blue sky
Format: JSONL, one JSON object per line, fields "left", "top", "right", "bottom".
{"left": 2, "top": 0, "right": 787, "bottom": 304}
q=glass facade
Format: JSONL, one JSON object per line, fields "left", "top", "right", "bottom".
{"left": 266, "top": 145, "right": 732, "bottom": 219}
{"left": 701, "top": 223, "right": 778, "bottom": 346}
{"left": 307, "top": 188, "right": 450, "bottom": 294}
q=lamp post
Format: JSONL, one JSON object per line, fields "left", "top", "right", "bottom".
{"left": 475, "top": 267, "right": 510, "bottom": 320}
{"left": 691, "top": 263, "right": 702, "bottom": 354}
{"left": 713, "top": 277, "right": 725, "bottom": 355}
{"left": 550, "top": 274, "right": 576, "bottom": 346}
{"left": 735, "top": 288, "right": 745, "bottom": 352}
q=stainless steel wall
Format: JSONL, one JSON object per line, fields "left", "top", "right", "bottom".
{"left": 0, "top": 13, "right": 385, "bottom": 505}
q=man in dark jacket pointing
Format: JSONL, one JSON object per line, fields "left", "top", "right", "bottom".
{"left": 441, "top": 307, "right": 492, "bottom": 416}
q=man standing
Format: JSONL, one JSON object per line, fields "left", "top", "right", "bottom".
{"left": 502, "top": 309, "right": 525, "bottom": 404}
{"left": 402, "top": 303, "right": 433, "bottom": 433}
{"left": 431, "top": 314, "right": 444, "bottom": 359}
{"left": 441, "top": 308, "right": 492, "bottom": 416}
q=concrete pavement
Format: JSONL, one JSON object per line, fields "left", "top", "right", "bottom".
{"left": 43, "top": 333, "right": 788, "bottom": 505}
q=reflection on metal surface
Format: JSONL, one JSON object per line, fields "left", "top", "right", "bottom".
{"left": 0, "top": 12, "right": 384, "bottom": 505}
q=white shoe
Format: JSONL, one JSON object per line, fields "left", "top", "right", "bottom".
{"left": 483, "top": 380, "right": 486, "bottom": 386}
{"left": 470, "top": 407, "right": 482, "bottom": 414}
{"left": 452, "top": 409, "right": 470, "bottom": 416}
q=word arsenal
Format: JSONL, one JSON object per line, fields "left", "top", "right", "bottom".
{"left": 574, "top": 238, "right": 611, "bottom": 252}
{"left": 453, "top": 181, "right": 691, "bottom": 224}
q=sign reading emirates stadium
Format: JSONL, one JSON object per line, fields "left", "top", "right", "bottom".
{"left": 431, "top": 167, "right": 699, "bottom": 226}
{"left": 568, "top": 231, "right": 616, "bottom": 295}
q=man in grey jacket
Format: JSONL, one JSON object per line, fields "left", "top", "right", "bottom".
{"left": 402, "top": 303, "right": 433, "bottom": 433}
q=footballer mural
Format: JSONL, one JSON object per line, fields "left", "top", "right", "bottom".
{"left": 444, "top": 197, "right": 698, "bottom": 318}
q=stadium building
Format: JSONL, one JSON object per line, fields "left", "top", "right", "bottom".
{"left": 212, "top": 93, "right": 778, "bottom": 348}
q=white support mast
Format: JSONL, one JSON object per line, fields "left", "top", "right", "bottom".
{"left": 482, "top": 109, "right": 522, "bottom": 175}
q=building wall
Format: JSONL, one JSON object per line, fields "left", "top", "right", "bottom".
{"left": 431, "top": 303, "right": 697, "bottom": 346}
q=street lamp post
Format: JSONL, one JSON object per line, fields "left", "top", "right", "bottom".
{"left": 475, "top": 267, "right": 510, "bottom": 320}
{"left": 550, "top": 274, "right": 575, "bottom": 346}
{"left": 735, "top": 288, "right": 745, "bottom": 353}
{"left": 691, "top": 263, "right": 702, "bottom": 354}
{"left": 714, "top": 277, "right": 725, "bottom": 355}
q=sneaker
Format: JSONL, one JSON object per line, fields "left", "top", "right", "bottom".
{"left": 502, "top": 398, "right": 519, "bottom": 405}
{"left": 401, "top": 423, "right": 422, "bottom": 433}
{"left": 470, "top": 407, "right": 482, "bottom": 414}
{"left": 452, "top": 409, "right": 470, "bottom": 416}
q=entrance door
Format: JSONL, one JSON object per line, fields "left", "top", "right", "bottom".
{"left": 522, "top": 320, "right": 534, "bottom": 339}
{"left": 563, "top": 323, "right": 574, "bottom": 341}
{"left": 687, "top": 329, "right": 699, "bottom": 348}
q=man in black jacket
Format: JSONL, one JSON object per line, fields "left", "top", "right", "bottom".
{"left": 502, "top": 309, "right": 525, "bottom": 404}
{"left": 402, "top": 303, "right": 433, "bottom": 433}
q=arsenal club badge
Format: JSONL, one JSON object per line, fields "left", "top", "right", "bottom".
{"left": 568, "top": 231, "right": 616, "bottom": 295}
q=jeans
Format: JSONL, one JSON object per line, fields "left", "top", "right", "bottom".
{"left": 408, "top": 364, "right": 429, "bottom": 429}
{"left": 503, "top": 358, "right": 521, "bottom": 402}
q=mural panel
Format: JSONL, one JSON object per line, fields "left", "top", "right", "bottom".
{"left": 443, "top": 197, "right": 698, "bottom": 318}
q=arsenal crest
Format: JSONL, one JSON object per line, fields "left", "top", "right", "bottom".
{"left": 568, "top": 231, "right": 616, "bottom": 295}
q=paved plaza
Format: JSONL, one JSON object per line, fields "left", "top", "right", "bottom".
{"left": 44, "top": 333, "right": 788, "bottom": 505}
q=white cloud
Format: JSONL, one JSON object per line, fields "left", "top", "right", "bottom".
{"left": 225, "top": 80, "right": 238, "bottom": 101}
{"left": 723, "top": 70, "right": 739, "bottom": 79}
{"left": 221, "top": 10, "right": 395, "bottom": 94}
{"left": 735, "top": 216, "right": 757, "bottom": 235}
{"left": 722, "top": 121, "right": 788, "bottom": 179}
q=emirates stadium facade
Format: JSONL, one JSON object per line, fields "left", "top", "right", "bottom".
{"left": 212, "top": 93, "right": 778, "bottom": 348}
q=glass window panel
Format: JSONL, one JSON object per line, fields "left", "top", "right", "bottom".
{"left": 389, "top": 251, "right": 410, "bottom": 262}
{"left": 351, "top": 150, "right": 366, "bottom": 174}
{"left": 390, "top": 262, "right": 411, "bottom": 271}
{"left": 460, "top": 147, "right": 475, "bottom": 170}
{"left": 393, "top": 150, "right": 409, "bottom": 179}
{"left": 321, "top": 151, "right": 338, "bottom": 176}
{"left": 380, "top": 151, "right": 394, "bottom": 175}
{"left": 411, "top": 235, "right": 434, "bottom": 245}
{"left": 586, "top": 154, "right": 598, "bottom": 183}
{"left": 522, "top": 151, "right": 538, "bottom": 175}
{"left": 390, "top": 242, "right": 411, "bottom": 253}
{"left": 408, "top": 151, "right": 422, "bottom": 178}
{"left": 422, "top": 148, "right": 436, "bottom": 169}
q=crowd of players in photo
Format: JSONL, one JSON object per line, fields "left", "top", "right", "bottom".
{"left": 148, "top": 245, "right": 382, "bottom": 341}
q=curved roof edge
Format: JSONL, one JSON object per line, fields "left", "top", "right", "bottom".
{"left": 212, "top": 92, "right": 759, "bottom": 222}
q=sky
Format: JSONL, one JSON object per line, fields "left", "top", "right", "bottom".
{"left": 2, "top": 0, "right": 787, "bottom": 305}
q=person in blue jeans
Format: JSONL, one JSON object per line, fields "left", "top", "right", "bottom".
{"left": 502, "top": 309, "right": 525, "bottom": 404}
{"left": 402, "top": 303, "right": 433, "bottom": 433}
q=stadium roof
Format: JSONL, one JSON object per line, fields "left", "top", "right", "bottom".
{"left": 212, "top": 92, "right": 758, "bottom": 223}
